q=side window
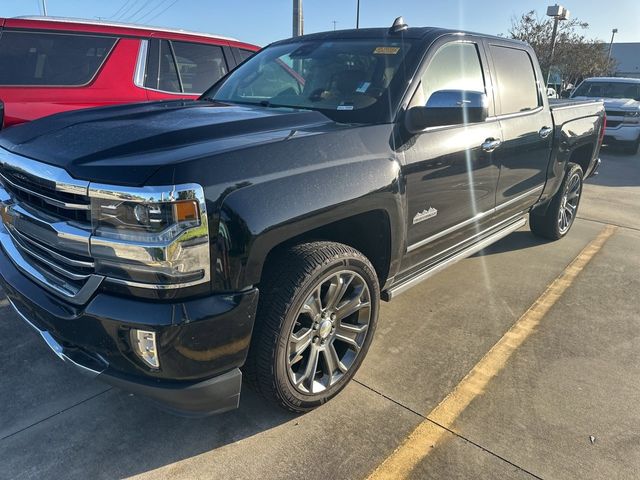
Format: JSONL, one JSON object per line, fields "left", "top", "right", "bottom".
{"left": 144, "top": 40, "right": 180, "bottom": 92}
{"left": 239, "top": 49, "right": 255, "bottom": 62}
{"left": 159, "top": 40, "right": 180, "bottom": 93}
{"left": 0, "top": 31, "right": 116, "bottom": 86}
{"left": 171, "top": 41, "right": 228, "bottom": 94}
{"left": 489, "top": 45, "right": 540, "bottom": 114}
{"left": 410, "top": 42, "right": 485, "bottom": 109}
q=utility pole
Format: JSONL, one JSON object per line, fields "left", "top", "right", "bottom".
{"left": 356, "top": 0, "right": 360, "bottom": 29}
{"left": 332, "top": 20, "right": 338, "bottom": 31}
{"left": 607, "top": 28, "right": 618, "bottom": 62}
{"left": 42, "top": 0, "right": 48, "bottom": 16}
{"left": 293, "top": 0, "right": 303, "bottom": 37}
{"left": 545, "top": 4, "right": 570, "bottom": 87}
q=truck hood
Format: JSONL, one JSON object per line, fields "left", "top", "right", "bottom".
{"left": 0, "top": 100, "right": 333, "bottom": 185}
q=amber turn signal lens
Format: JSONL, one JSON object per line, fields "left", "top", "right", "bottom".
{"left": 174, "top": 200, "right": 199, "bottom": 223}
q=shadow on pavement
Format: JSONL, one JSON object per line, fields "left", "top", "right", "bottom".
{"left": 473, "top": 230, "right": 552, "bottom": 257}
{"left": 587, "top": 147, "right": 640, "bottom": 188}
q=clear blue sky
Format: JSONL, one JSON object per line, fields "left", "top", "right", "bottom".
{"left": 2, "top": 0, "right": 639, "bottom": 46}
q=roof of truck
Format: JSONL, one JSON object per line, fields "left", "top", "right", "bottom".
{"left": 271, "top": 26, "right": 525, "bottom": 47}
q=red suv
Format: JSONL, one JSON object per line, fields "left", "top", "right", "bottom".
{"left": 0, "top": 16, "right": 259, "bottom": 128}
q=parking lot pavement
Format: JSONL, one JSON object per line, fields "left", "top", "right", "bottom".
{"left": 1, "top": 149, "right": 638, "bottom": 479}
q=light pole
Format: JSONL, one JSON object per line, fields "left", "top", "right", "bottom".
{"left": 293, "top": 0, "right": 303, "bottom": 37}
{"left": 41, "top": 0, "right": 48, "bottom": 16}
{"left": 545, "top": 4, "right": 570, "bottom": 87}
{"left": 607, "top": 28, "right": 618, "bottom": 62}
{"left": 356, "top": 0, "right": 360, "bottom": 29}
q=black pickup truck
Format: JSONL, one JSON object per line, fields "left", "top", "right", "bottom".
{"left": 0, "top": 19, "right": 604, "bottom": 415}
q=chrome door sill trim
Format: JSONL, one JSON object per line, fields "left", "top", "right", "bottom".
{"left": 386, "top": 216, "right": 526, "bottom": 300}
{"left": 407, "top": 185, "right": 543, "bottom": 253}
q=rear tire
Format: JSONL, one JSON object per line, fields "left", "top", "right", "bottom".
{"left": 530, "top": 163, "right": 583, "bottom": 240}
{"left": 244, "top": 241, "right": 380, "bottom": 413}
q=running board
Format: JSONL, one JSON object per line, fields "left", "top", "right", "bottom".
{"left": 383, "top": 216, "right": 527, "bottom": 300}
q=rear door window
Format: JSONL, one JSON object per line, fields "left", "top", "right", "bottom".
{"left": 0, "top": 31, "right": 116, "bottom": 86}
{"left": 238, "top": 49, "right": 255, "bottom": 62}
{"left": 171, "top": 41, "right": 228, "bottom": 94}
{"left": 489, "top": 45, "right": 540, "bottom": 114}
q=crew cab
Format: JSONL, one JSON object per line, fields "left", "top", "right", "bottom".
{"left": 571, "top": 76, "right": 640, "bottom": 154}
{"left": 0, "top": 19, "right": 604, "bottom": 415}
{"left": 0, "top": 16, "right": 258, "bottom": 128}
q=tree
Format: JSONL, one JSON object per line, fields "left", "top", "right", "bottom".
{"left": 507, "top": 10, "right": 616, "bottom": 88}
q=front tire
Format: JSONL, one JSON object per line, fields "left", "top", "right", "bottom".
{"left": 530, "top": 162, "right": 583, "bottom": 240}
{"left": 244, "top": 241, "right": 380, "bottom": 413}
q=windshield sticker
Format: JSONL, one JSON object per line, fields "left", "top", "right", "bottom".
{"left": 337, "top": 103, "right": 354, "bottom": 111}
{"left": 374, "top": 46, "right": 400, "bottom": 55}
{"left": 356, "top": 82, "right": 371, "bottom": 93}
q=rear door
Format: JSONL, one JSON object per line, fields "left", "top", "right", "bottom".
{"left": 485, "top": 40, "right": 553, "bottom": 220}
{"left": 143, "top": 37, "right": 232, "bottom": 100}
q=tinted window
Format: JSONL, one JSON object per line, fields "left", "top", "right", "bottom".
{"left": 159, "top": 40, "right": 180, "bottom": 92}
{"left": 0, "top": 31, "right": 116, "bottom": 86}
{"left": 171, "top": 41, "right": 228, "bottom": 94}
{"left": 411, "top": 42, "right": 485, "bottom": 109}
{"left": 572, "top": 81, "right": 640, "bottom": 100}
{"left": 490, "top": 45, "right": 540, "bottom": 114}
{"left": 239, "top": 49, "right": 255, "bottom": 62}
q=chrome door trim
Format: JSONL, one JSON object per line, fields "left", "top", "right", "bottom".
{"left": 133, "top": 39, "right": 149, "bottom": 88}
{"left": 407, "top": 185, "right": 543, "bottom": 253}
{"left": 407, "top": 208, "right": 494, "bottom": 253}
{"left": 388, "top": 216, "right": 526, "bottom": 299}
{"left": 495, "top": 185, "right": 544, "bottom": 212}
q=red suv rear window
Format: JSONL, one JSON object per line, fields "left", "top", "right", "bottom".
{"left": 0, "top": 31, "right": 116, "bottom": 86}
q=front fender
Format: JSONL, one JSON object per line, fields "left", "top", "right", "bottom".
{"left": 214, "top": 156, "right": 404, "bottom": 291}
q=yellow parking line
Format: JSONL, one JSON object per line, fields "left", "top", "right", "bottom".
{"left": 367, "top": 225, "right": 618, "bottom": 480}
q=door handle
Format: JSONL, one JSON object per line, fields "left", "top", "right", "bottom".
{"left": 539, "top": 126, "right": 553, "bottom": 138}
{"left": 481, "top": 138, "right": 502, "bottom": 152}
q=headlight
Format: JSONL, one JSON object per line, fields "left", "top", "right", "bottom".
{"left": 88, "top": 183, "right": 210, "bottom": 290}
{"left": 624, "top": 111, "right": 640, "bottom": 124}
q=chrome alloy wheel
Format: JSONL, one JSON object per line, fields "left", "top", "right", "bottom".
{"left": 286, "top": 270, "right": 372, "bottom": 395}
{"left": 558, "top": 172, "right": 581, "bottom": 234}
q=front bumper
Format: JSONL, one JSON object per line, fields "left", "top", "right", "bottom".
{"left": 604, "top": 124, "right": 640, "bottom": 143}
{"left": 0, "top": 237, "right": 259, "bottom": 416}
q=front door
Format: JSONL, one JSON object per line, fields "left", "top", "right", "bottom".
{"left": 399, "top": 38, "right": 501, "bottom": 274}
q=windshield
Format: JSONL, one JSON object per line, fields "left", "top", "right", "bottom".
{"left": 572, "top": 81, "right": 640, "bottom": 100}
{"left": 204, "top": 39, "right": 414, "bottom": 123}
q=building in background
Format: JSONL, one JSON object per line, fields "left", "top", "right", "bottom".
{"left": 610, "top": 43, "right": 640, "bottom": 78}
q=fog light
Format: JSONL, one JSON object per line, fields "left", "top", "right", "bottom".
{"left": 130, "top": 329, "right": 160, "bottom": 368}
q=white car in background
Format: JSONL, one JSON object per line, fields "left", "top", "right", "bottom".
{"left": 571, "top": 77, "right": 640, "bottom": 154}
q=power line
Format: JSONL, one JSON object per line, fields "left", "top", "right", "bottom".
{"left": 135, "top": 0, "right": 172, "bottom": 23}
{"left": 115, "top": 0, "right": 141, "bottom": 20}
{"left": 109, "top": 0, "right": 132, "bottom": 19}
{"left": 145, "top": 0, "right": 181, "bottom": 24}
{"left": 124, "top": 1, "right": 154, "bottom": 23}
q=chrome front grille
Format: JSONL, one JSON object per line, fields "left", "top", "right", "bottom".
{"left": 0, "top": 166, "right": 90, "bottom": 223}
{"left": 0, "top": 149, "right": 103, "bottom": 305}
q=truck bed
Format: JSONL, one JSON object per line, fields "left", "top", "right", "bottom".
{"left": 549, "top": 98, "right": 604, "bottom": 127}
